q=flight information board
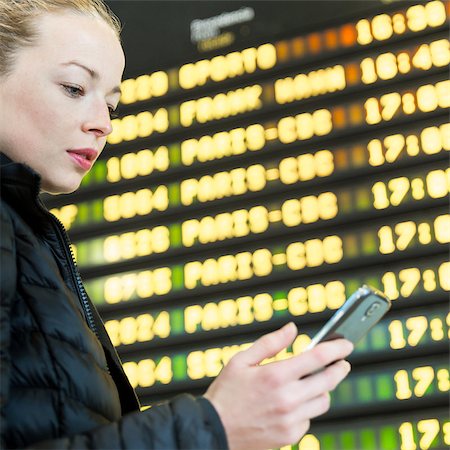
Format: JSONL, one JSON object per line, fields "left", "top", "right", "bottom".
{"left": 45, "top": 1, "right": 449, "bottom": 449}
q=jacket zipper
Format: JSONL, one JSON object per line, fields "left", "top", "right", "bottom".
{"left": 53, "top": 216, "right": 99, "bottom": 338}
{"left": 34, "top": 194, "right": 99, "bottom": 339}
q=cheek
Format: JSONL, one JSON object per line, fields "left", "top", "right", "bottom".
{"left": 6, "top": 85, "right": 58, "bottom": 148}
{"left": 25, "top": 92, "right": 63, "bottom": 135}
{"left": 18, "top": 95, "right": 75, "bottom": 152}
{"left": 1, "top": 86, "right": 77, "bottom": 171}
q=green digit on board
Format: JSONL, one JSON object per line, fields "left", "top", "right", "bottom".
{"left": 93, "top": 198, "right": 103, "bottom": 221}
{"left": 356, "top": 187, "right": 370, "bottom": 210}
{"left": 379, "top": 425, "right": 398, "bottom": 450}
{"left": 168, "top": 183, "right": 180, "bottom": 206}
{"left": 94, "top": 160, "right": 106, "bottom": 182}
{"left": 172, "top": 265, "right": 184, "bottom": 290}
{"left": 80, "top": 170, "right": 91, "bottom": 186}
{"left": 320, "top": 433, "right": 335, "bottom": 450}
{"left": 169, "top": 104, "right": 179, "bottom": 127}
{"left": 84, "top": 279, "right": 104, "bottom": 305}
{"left": 170, "top": 224, "right": 182, "bottom": 247}
{"left": 356, "top": 375, "right": 373, "bottom": 402}
{"left": 343, "top": 235, "right": 359, "bottom": 258}
{"left": 92, "top": 238, "right": 104, "bottom": 264}
{"left": 376, "top": 373, "right": 393, "bottom": 400}
{"left": 356, "top": 334, "right": 369, "bottom": 352}
{"left": 362, "top": 230, "right": 377, "bottom": 256}
{"left": 171, "top": 308, "right": 184, "bottom": 334}
{"left": 370, "top": 326, "right": 387, "bottom": 350}
{"left": 339, "top": 430, "right": 356, "bottom": 449}
{"left": 334, "top": 378, "right": 353, "bottom": 405}
{"left": 169, "top": 143, "right": 181, "bottom": 167}
{"left": 366, "top": 276, "right": 380, "bottom": 289}
{"left": 77, "top": 242, "right": 88, "bottom": 266}
{"left": 338, "top": 190, "right": 352, "bottom": 213}
{"left": 346, "top": 279, "right": 360, "bottom": 297}
{"left": 360, "top": 428, "right": 377, "bottom": 450}
{"left": 78, "top": 203, "right": 89, "bottom": 224}
{"left": 172, "top": 354, "right": 186, "bottom": 381}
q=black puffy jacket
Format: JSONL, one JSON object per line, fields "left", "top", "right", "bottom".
{"left": 0, "top": 154, "right": 228, "bottom": 449}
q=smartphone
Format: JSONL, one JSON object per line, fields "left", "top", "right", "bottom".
{"left": 305, "top": 285, "right": 391, "bottom": 351}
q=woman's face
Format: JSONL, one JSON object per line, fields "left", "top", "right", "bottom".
{"left": 0, "top": 11, "right": 125, "bottom": 194}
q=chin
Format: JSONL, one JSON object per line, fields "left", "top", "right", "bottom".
{"left": 41, "top": 178, "right": 82, "bottom": 195}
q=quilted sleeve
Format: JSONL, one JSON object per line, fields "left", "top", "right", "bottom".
{"left": 28, "top": 394, "right": 228, "bottom": 449}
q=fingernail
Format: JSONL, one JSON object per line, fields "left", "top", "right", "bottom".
{"left": 345, "top": 340, "right": 354, "bottom": 353}
{"left": 344, "top": 360, "right": 351, "bottom": 373}
{"left": 283, "top": 322, "right": 295, "bottom": 333}
{"left": 337, "top": 360, "right": 351, "bottom": 375}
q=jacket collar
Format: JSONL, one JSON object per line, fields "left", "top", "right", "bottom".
{"left": 0, "top": 152, "right": 12, "bottom": 166}
{"left": 0, "top": 152, "right": 51, "bottom": 235}
{"left": 0, "top": 152, "right": 42, "bottom": 194}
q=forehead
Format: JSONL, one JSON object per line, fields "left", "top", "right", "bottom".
{"left": 29, "top": 11, "right": 125, "bottom": 80}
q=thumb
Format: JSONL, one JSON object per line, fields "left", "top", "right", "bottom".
{"left": 235, "top": 322, "right": 297, "bottom": 367}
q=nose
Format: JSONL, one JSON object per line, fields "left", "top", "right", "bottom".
{"left": 82, "top": 101, "right": 113, "bottom": 137}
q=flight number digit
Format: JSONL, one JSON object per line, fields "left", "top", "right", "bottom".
{"left": 106, "top": 147, "right": 169, "bottom": 182}
{"left": 378, "top": 215, "right": 450, "bottom": 255}
{"left": 105, "top": 311, "right": 170, "bottom": 347}
{"left": 50, "top": 204, "right": 78, "bottom": 230}
{"left": 107, "top": 108, "right": 169, "bottom": 145}
{"left": 356, "top": 2, "right": 446, "bottom": 46}
{"left": 361, "top": 38, "right": 450, "bottom": 84}
{"left": 382, "top": 262, "right": 449, "bottom": 300}
{"left": 365, "top": 81, "right": 450, "bottom": 125}
{"left": 372, "top": 169, "right": 450, "bottom": 209}
{"left": 103, "top": 226, "right": 170, "bottom": 262}
{"left": 123, "top": 356, "right": 172, "bottom": 388}
{"left": 367, "top": 123, "right": 450, "bottom": 167}
{"left": 120, "top": 71, "right": 169, "bottom": 105}
{"left": 104, "top": 267, "right": 172, "bottom": 303}
{"left": 103, "top": 186, "right": 169, "bottom": 221}
{"left": 399, "top": 419, "right": 444, "bottom": 450}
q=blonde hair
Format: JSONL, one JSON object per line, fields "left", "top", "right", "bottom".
{"left": 0, "top": 0, "right": 121, "bottom": 76}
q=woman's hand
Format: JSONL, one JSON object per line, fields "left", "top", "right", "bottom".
{"left": 204, "top": 322, "right": 353, "bottom": 450}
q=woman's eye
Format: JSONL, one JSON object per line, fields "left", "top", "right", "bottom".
{"left": 108, "top": 107, "right": 119, "bottom": 119}
{"left": 62, "top": 84, "right": 84, "bottom": 97}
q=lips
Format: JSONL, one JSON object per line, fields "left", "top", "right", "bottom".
{"left": 67, "top": 148, "right": 98, "bottom": 171}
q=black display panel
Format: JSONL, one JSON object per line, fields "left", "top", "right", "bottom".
{"left": 44, "top": 1, "right": 450, "bottom": 449}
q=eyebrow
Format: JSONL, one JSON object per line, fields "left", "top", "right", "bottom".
{"left": 61, "top": 61, "right": 122, "bottom": 95}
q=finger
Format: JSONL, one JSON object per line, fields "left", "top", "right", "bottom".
{"left": 233, "top": 322, "right": 297, "bottom": 367}
{"left": 270, "top": 359, "right": 350, "bottom": 419}
{"left": 294, "top": 360, "right": 351, "bottom": 403}
{"left": 272, "top": 392, "right": 333, "bottom": 444}
{"left": 263, "top": 338, "right": 353, "bottom": 382}
{"left": 298, "top": 339, "right": 353, "bottom": 379}
{"left": 300, "top": 392, "right": 332, "bottom": 420}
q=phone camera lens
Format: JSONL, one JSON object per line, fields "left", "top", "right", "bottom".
{"left": 364, "top": 301, "right": 381, "bottom": 319}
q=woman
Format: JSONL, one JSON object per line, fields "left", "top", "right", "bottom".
{"left": 0, "top": 1, "right": 353, "bottom": 449}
